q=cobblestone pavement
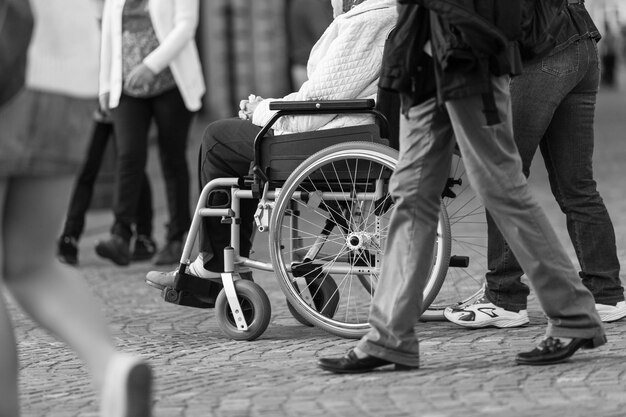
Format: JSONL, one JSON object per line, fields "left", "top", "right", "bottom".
{"left": 8, "top": 82, "right": 626, "bottom": 417}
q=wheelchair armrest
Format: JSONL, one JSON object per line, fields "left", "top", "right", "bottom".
{"left": 269, "top": 99, "right": 375, "bottom": 112}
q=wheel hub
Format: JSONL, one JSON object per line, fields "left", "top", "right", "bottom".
{"left": 346, "top": 232, "right": 372, "bottom": 251}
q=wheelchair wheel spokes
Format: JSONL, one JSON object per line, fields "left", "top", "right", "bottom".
{"left": 270, "top": 142, "right": 398, "bottom": 338}
{"left": 427, "top": 151, "right": 487, "bottom": 315}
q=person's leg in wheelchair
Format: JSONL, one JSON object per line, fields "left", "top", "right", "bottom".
{"left": 146, "top": 118, "right": 265, "bottom": 288}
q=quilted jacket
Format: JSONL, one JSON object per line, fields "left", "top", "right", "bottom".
{"left": 252, "top": 0, "right": 397, "bottom": 135}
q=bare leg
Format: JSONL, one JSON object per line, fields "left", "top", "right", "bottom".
{"left": 0, "top": 179, "right": 20, "bottom": 417}
{"left": 1, "top": 176, "right": 117, "bottom": 390}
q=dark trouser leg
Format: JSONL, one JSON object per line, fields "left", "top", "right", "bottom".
{"left": 109, "top": 95, "right": 152, "bottom": 241}
{"left": 487, "top": 38, "right": 623, "bottom": 307}
{"left": 152, "top": 88, "right": 193, "bottom": 242}
{"left": 62, "top": 119, "right": 112, "bottom": 239}
{"left": 135, "top": 172, "right": 153, "bottom": 237}
{"left": 485, "top": 212, "right": 530, "bottom": 310}
{"left": 541, "top": 40, "right": 623, "bottom": 304}
{"left": 198, "top": 118, "right": 264, "bottom": 273}
{"left": 448, "top": 76, "right": 602, "bottom": 340}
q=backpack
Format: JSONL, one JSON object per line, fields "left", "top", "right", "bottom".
{"left": 519, "top": 0, "right": 569, "bottom": 61}
{"left": 0, "top": 0, "right": 34, "bottom": 107}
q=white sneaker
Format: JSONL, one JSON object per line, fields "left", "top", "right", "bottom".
{"left": 420, "top": 285, "right": 486, "bottom": 322}
{"left": 444, "top": 297, "right": 529, "bottom": 328}
{"left": 101, "top": 353, "right": 152, "bottom": 417}
{"left": 596, "top": 301, "right": 626, "bottom": 322}
{"left": 145, "top": 261, "right": 220, "bottom": 290}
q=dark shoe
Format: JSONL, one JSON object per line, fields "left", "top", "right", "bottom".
{"left": 57, "top": 235, "right": 79, "bottom": 266}
{"left": 132, "top": 235, "right": 157, "bottom": 262}
{"left": 317, "top": 349, "right": 419, "bottom": 374}
{"left": 515, "top": 335, "right": 607, "bottom": 366}
{"left": 95, "top": 235, "right": 131, "bottom": 266}
{"left": 153, "top": 240, "right": 182, "bottom": 266}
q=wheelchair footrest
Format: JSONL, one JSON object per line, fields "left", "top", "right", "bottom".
{"left": 161, "top": 271, "right": 223, "bottom": 308}
{"left": 449, "top": 255, "right": 469, "bottom": 268}
{"left": 291, "top": 261, "right": 324, "bottom": 278}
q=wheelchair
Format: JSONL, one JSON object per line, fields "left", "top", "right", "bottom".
{"left": 158, "top": 90, "right": 487, "bottom": 341}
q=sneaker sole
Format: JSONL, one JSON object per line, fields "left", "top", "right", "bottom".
{"left": 145, "top": 279, "right": 166, "bottom": 291}
{"left": 599, "top": 309, "right": 626, "bottom": 323}
{"left": 445, "top": 315, "right": 529, "bottom": 329}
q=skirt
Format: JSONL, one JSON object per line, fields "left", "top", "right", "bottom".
{"left": 0, "top": 88, "right": 97, "bottom": 178}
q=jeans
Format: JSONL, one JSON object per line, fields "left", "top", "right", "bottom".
{"left": 356, "top": 76, "right": 604, "bottom": 366}
{"left": 110, "top": 88, "right": 192, "bottom": 242}
{"left": 486, "top": 38, "right": 623, "bottom": 310}
{"left": 198, "top": 118, "right": 264, "bottom": 272}
{"left": 62, "top": 117, "right": 153, "bottom": 239}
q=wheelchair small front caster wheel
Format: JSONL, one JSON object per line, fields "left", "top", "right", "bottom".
{"left": 215, "top": 280, "right": 271, "bottom": 341}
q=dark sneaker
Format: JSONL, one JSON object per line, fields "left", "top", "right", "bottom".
{"left": 95, "top": 235, "right": 131, "bottom": 266}
{"left": 153, "top": 240, "right": 183, "bottom": 266}
{"left": 132, "top": 235, "right": 157, "bottom": 262}
{"left": 57, "top": 235, "right": 79, "bottom": 266}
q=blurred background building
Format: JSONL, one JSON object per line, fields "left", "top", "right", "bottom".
{"left": 197, "top": 0, "right": 335, "bottom": 120}
{"left": 198, "top": 0, "right": 292, "bottom": 120}
{"left": 195, "top": 0, "right": 625, "bottom": 121}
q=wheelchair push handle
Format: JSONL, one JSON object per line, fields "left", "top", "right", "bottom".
{"left": 268, "top": 98, "right": 376, "bottom": 112}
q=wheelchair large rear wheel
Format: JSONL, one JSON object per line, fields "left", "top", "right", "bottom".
{"left": 269, "top": 141, "right": 451, "bottom": 338}
{"left": 421, "top": 150, "right": 487, "bottom": 320}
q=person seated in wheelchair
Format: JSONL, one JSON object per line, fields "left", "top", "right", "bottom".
{"left": 145, "top": 0, "right": 398, "bottom": 289}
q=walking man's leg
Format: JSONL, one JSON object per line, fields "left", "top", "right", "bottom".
{"left": 318, "top": 98, "right": 455, "bottom": 372}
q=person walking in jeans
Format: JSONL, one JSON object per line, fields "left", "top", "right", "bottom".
{"left": 318, "top": 1, "right": 606, "bottom": 373}
{"left": 445, "top": 1, "right": 626, "bottom": 329}
{"left": 96, "top": 0, "right": 205, "bottom": 266}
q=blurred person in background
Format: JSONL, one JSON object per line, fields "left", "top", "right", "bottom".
{"left": 57, "top": 99, "right": 157, "bottom": 267}
{"left": 0, "top": 0, "right": 152, "bottom": 415}
{"left": 287, "top": 0, "right": 333, "bottom": 89}
{"left": 599, "top": 18, "right": 619, "bottom": 86}
{"left": 97, "top": 0, "right": 205, "bottom": 267}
